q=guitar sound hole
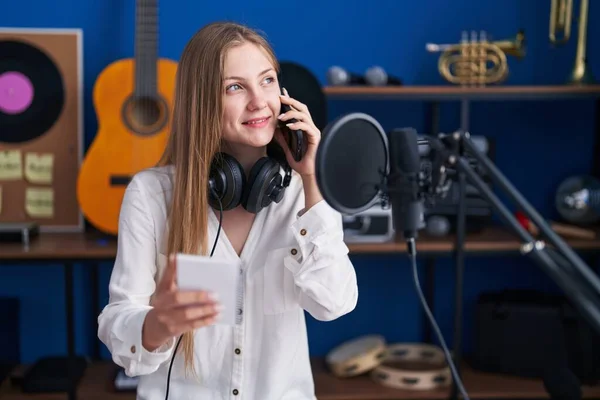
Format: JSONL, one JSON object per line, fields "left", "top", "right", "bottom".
{"left": 132, "top": 97, "right": 161, "bottom": 125}
{"left": 122, "top": 95, "right": 169, "bottom": 136}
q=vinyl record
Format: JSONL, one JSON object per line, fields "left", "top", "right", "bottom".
{"left": 0, "top": 39, "right": 64, "bottom": 144}
{"left": 279, "top": 61, "right": 327, "bottom": 131}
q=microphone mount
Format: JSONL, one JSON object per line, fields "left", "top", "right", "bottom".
{"left": 425, "top": 130, "right": 600, "bottom": 333}
{"left": 312, "top": 112, "right": 599, "bottom": 400}
{"left": 419, "top": 130, "right": 600, "bottom": 400}
{"left": 377, "top": 135, "right": 460, "bottom": 238}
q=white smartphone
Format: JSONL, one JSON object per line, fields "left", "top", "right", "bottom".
{"left": 175, "top": 253, "right": 240, "bottom": 326}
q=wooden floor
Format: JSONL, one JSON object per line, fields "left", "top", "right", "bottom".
{"left": 2, "top": 358, "right": 600, "bottom": 399}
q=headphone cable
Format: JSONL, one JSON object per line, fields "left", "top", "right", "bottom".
{"left": 164, "top": 191, "right": 223, "bottom": 400}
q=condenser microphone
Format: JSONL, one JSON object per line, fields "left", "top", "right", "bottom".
{"left": 313, "top": 113, "right": 426, "bottom": 241}
{"left": 388, "top": 128, "right": 425, "bottom": 241}
{"left": 365, "top": 66, "right": 402, "bottom": 86}
{"left": 315, "top": 112, "right": 472, "bottom": 400}
{"left": 326, "top": 66, "right": 367, "bottom": 86}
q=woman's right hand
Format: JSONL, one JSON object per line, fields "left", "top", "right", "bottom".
{"left": 142, "top": 254, "right": 222, "bottom": 351}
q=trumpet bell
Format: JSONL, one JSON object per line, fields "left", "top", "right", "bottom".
{"left": 494, "top": 30, "right": 526, "bottom": 59}
{"left": 549, "top": 0, "right": 594, "bottom": 85}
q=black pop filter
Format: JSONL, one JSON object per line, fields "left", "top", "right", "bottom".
{"left": 316, "top": 112, "right": 389, "bottom": 215}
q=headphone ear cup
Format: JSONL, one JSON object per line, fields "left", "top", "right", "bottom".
{"left": 242, "top": 157, "right": 282, "bottom": 213}
{"left": 209, "top": 153, "right": 246, "bottom": 211}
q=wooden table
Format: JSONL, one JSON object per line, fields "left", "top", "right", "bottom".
{"left": 1, "top": 231, "right": 116, "bottom": 400}
{"left": 2, "top": 227, "right": 600, "bottom": 400}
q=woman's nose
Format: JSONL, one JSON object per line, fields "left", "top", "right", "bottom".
{"left": 247, "top": 90, "right": 267, "bottom": 110}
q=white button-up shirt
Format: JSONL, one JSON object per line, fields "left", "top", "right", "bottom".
{"left": 98, "top": 165, "right": 359, "bottom": 400}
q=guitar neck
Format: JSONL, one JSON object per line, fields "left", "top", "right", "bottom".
{"left": 135, "top": 0, "right": 158, "bottom": 97}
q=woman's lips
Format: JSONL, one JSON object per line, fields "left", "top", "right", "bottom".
{"left": 242, "top": 116, "right": 271, "bottom": 128}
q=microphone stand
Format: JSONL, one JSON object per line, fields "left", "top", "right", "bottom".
{"left": 426, "top": 131, "right": 600, "bottom": 400}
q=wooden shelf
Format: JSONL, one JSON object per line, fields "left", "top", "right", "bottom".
{"left": 3, "top": 226, "right": 600, "bottom": 261}
{"left": 2, "top": 358, "right": 600, "bottom": 400}
{"left": 347, "top": 225, "right": 600, "bottom": 255}
{"left": 323, "top": 85, "right": 600, "bottom": 101}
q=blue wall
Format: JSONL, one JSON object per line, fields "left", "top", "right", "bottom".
{"left": 1, "top": 0, "right": 599, "bottom": 364}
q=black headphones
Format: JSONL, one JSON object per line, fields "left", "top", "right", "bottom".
{"left": 208, "top": 142, "right": 292, "bottom": 213}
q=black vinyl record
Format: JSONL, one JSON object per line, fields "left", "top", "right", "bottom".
{"left": 278, "top": 61, "right": 327, "bottom": 131}
{"left": 0, "top": 39, "right": 64, "bottom": 144}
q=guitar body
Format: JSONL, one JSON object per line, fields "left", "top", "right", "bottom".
{"left": 77, "top": 57, "right": 178, "bottom": 235}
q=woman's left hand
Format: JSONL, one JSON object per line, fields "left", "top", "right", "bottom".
{"left": 274, "top": 88, "right": 320, "bottom": 177}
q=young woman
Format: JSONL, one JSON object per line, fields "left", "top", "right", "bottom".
{"left": 98, "top": 21, "right": 358, "bottom": 400}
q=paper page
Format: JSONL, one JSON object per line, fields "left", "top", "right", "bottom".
{"left": 0, "top": 149, "right": 22, "bottom": 180}
{"left": 25, "top": 152, "right": 54, "bottom": 184}
{"left": 176, "top": 253, "right": 240, "bottom": 326}
{"left": 25, "top": 187, "right": 54, "bottom": 218}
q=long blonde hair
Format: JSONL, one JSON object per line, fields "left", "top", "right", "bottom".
{"left": 157, "top": 22, "right": 279, "bottom": 376}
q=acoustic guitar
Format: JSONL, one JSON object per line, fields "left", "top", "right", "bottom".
{"left": 77, "top": 0, "right": 177, "bottom": 235}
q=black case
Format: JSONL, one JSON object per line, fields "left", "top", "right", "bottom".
{"left": 470, "top": 289, "right": 600, "bottom": 385}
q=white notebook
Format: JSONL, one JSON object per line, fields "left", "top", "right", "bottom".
{"left": 176, "top": 253, "right": 240, "bottom": 326}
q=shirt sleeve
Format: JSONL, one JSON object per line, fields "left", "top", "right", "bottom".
{"left": 97, "top": 176, "right": 176, "bottom": 377}
{"left": 283, "top": 199, "right": 359, "bottom": 321}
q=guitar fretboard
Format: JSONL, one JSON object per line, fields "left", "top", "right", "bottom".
{"left": 135, "top": 0, "right": 158, "bottom": 97}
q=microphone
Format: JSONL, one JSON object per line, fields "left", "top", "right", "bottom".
{"left": 315, "top": 112, "right": 600, "bottom": 400}
{"left": 315, "top": 114, "right": 472, "bottom": 400}
{"left": 365, "top": 66, "right": 402, "bottom": 86}
{"left": 326, "top": 66, "right": 366, "bottom": 86}
{"left": 387, "top": 128, "right": 425, "bottom": 242}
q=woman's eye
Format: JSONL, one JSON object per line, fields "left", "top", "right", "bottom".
{"left": 264, "top": 76, "right": 275, "bottom": 84}
{"left": 226, "top": 84, "right": 241, "bottom": 92}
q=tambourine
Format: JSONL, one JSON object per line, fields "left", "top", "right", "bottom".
{"left": 326, "top": 336, "right": 452, "bottom": 391}
{"left": 370, "top": 343, "right": 452, "bottom": 390}
{"left": 325, "top": 334, "right": 387, "bottom": 378}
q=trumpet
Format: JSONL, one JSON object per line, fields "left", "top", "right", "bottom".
{"left": 426, "top": 30, "right": 526, "bottom": 86}
{"left": 549, "top": 0, "right": 594, "bottom": 84}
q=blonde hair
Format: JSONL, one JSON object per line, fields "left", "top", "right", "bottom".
{"left": 157, "top": 22, "right": 279, "bottom": 376}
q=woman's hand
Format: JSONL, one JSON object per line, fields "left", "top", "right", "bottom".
{"left": 275, "top": 88, "right": 321, "bottom": 178}
{"left": 142, "top": 255, "right": 222, "bottom": 351}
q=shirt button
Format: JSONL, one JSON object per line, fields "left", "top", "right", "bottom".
{"left": 130, "top": 345, "right": 136, "bottom": 354}
{"left": 238, "top": 308, "right": 243, "bottom": 315}
{"left": 233, "top": 389, "right": 239, "bottom": 395}
{"left": 300, "top": 228, "right": 307, "bottom": 236}
{"left": 235, "top": 348, "right": 241, "bottom": 355}
{"left": 291, "top": 248, "right": 297, "bottom": 255}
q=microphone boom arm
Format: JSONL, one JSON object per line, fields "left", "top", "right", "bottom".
{"left": 427, "top": 131, "right": 600, "bottom": 335}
